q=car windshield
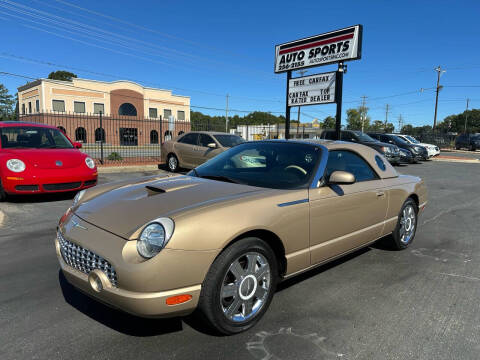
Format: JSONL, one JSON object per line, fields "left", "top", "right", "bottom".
{"left": 404, "top": 135, "right": 419, "bottom": 143}
{"left": 353, "top": 131, "right": 377, "bottom": 142}
{"left": 0, "top": 126, "right": 73, "bottom": 149}
{"left": 390, "top": 135, "right": 409, "bottom": 145}
{"left": 213, "top": 134, "right": 245, "bottom": 147}
{"left": 193, "top": 142, "right": 321, "bottom": 189}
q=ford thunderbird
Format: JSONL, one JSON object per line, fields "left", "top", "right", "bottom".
{"left": 56, "top": 140, "right": 427, "bottom": 334}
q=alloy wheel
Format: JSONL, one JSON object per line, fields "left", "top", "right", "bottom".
{"left": 220, "top": 252, "right": 271, "bottom": 323}
{"left": 399, "top": 204, "right": 416, "bottom": 244}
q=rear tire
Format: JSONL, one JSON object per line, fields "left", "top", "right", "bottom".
{"left": 391, "top": 198, "right": 418, "bottom": 250}
{"left": 197, "top": 237, "right": 278, "bottom": 335}
{"left": 167, "top": 154, "right": 179, "bottom": 172}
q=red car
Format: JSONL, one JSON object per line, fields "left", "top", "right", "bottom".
{"left": 0, "top": 121, "right": 98, "bottom": 201}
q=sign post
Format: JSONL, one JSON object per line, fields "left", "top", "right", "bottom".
{"left": 274, "top": 25, "right": 362, "bottom": 140}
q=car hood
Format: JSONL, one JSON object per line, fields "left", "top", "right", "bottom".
{"left": 74, "top": 175, "right": 265, "bottom": 239}
{"left": 1, "top": 148, "right": 86, "bottom": 169}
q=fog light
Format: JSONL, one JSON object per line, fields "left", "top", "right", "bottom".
{"left": 88, "top": 269, "right": 110, "bottom": 292}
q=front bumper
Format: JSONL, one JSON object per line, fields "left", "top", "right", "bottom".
{"left": 56, "top": 213, "right": 219, "bottom": 318}
{"left": 3, "top": 167, "right": 97, "bottom": 194}
{"left": 385, "top": 154, "right": 401, "bottom": 164}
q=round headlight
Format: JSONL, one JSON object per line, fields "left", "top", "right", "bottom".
{"left": 6, "top": 159, "right": 26, "bottom": 172}
{"left": 85, "top": 157, "right": 95, "bottom": 169}
{"left": 72, "top": 189, "right": 85, "bottom": 207}
{"left": 137, "top": 223, "right": 166, "bottom": 258}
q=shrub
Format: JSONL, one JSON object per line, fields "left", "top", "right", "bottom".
{"left": 107, "top": 152, "right": 123, "bottom": 161}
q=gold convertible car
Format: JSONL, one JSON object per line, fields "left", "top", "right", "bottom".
{"left": 56, "top": 140, "right": 427, "bottom": 334}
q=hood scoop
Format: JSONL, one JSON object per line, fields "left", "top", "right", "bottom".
{"left": 145, "top": 185, "right": 166, "bottom": 194}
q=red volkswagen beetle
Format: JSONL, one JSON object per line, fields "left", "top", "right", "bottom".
{"left": 0, "top": 121, "right": 98, "bottom": 201}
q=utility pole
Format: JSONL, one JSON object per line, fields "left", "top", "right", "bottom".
{"left": 384, "top": 104, "right": 390, "bottom": 132}
{"left": 464, "top": 98, "right": 470, "bottom": 133}
{"left": 433, "top": 65, "right": 446, "bottom": 130}
{"left": 225, "top": 94, "right": 229, "bottom": 132}
{"left": 360, "top": 95, "right": 367, "bottom": 132}
{"left": 296, "top": 70, "right": 308, "bottom": 123}
{"left": 398, "top": 114, "right": 403, "bottom": 133}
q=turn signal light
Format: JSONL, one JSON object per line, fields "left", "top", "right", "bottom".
{"left": 6, "top": 177, "right": 24, "bottom": 180}
{"left": 166, "top": 294, "right": 192, "bottom": 306}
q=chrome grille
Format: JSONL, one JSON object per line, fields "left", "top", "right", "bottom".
{"left": 57, "top": 231, "right": 118, "bottom": 287}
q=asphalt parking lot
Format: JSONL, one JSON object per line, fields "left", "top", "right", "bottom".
{"left": 1, "top": 160, "right": 480, "bottom": 360}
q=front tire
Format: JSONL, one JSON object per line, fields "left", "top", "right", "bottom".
{"left": 197, "top": 238, "right": 278, "bottom": 335}
{"left": 0, "top": 179, "right": 6, "bottom": 202}
{"left": 167, "top": 154, "right": 179, "bottom": 172}
{"left": 391, "top": 198, "right": 418, "bottom": 249}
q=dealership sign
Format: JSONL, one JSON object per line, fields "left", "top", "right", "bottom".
{"left": 274, "top": 25, "right": 362, "bottom": 73}
{"left": 288, "top": 72, "right": 335, "bottom": 106}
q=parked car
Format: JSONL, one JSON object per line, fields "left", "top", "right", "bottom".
{"left": 399, "top": 148, "right": 413, "bottom": 164}
{"left": 0, "top": 121, "right": 97, "bottom": 201}
{"left": 56, "top": 140, "right": 427, "bottom": 335}
{"left": 320, "top": 129, "right": 401, "bottom": 165}
{"left": 455, "top": 133, "right": 480, "bottom": 151}
{"left": 161, "top": 131, "right": 245, "bottom": 172}
{"left": 396, "top": 134, "right": 440, "bottom": 157}
{"left": 367, "top": 133, "right": 428, "bottom": 162}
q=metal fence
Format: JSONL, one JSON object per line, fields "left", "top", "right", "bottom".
{"left": 13, "top": 112, "right": 461, "bottom": 165}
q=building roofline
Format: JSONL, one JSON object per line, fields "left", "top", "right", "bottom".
{"left": 17, "top": 77, "right": 190, "bottom": 99}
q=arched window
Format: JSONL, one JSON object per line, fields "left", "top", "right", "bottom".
{"left": 75, "top": 127, "right": 87, "bottom": 142}
{"left": 150, "top": 130, "right": 159, "bottom": 144}
{"left": 118, "top": 103, "right": 137, "bottom": 116}
{"left": 57, "top": 126, "right": 66, "bottom": 134}
{"left": 164, "top": 130, "right": 172, "bottom": 141}
{"left": 178, "top": 130, "right": 185, "bottom": 136}
{"left": 95, "top": 128, "right": 106, "bottom": 143}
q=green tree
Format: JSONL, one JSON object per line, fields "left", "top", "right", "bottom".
{"left": 346, "top": 107, "right": 370, "bottom": 130}
{"left": 401, "top": 124, "right": 414, "bottom": 134}
{"left": 322, "top": 115, "right": 336, "bottom": 129}
{"left": 384, "top": 122, "right": 395, "bottom": 133}
{"left": 0, "top": 83, "right": 15, "bottom": 120}
{"left": 48, "top": 70, "right": 77, "bottom": 81}
{"left": 437, "top": 109, "right": 480, "bottom": 133}
{"left": 368, "top": 120, "right": 385, "bottom": 132}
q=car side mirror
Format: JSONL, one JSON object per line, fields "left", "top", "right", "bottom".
{"left": 207, "top": 143, "right": 217, "bottom": 149}
{"left": 328, "top": 171, "right": 356, "bottom": 185}
{"left": 73, "top": 142, "right": 82, "bottom": 149}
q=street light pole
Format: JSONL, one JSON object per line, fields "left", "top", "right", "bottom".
{"left": 464, "top": 98, "right": 470, "bottom": 133}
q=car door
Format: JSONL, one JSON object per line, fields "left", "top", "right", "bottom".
{"left": 174, "top": 133, "right": 199, "bottom": 168}
{"left": 194, "top": 134, "right": 223, "bottom": 166}
{"left": 309, "top": 149, "right": 388, "bottom": 265}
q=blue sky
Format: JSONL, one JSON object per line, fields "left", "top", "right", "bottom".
{"left": 1, "top": 0, "right": 479, "bottom": 128}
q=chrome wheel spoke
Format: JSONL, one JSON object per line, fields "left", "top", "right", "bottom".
{"left": 230, "top": 259, "right": 245, "bottom": 279}
{"left": 243, "top": 299, "right": 254, "bottom": 316}
{"left": 225, "top": 297, "right": 242, "bottom": 318}
{"left": 221, "top": 283, "right": 236, "bottom": 298}
{"left": 254, "top": 286, "right": 267, "bottom": 299}
{"left": 246, "top": 254, "right": 257, "bottom": 273}
{"left": 255, "top": 265, "right": 269, "bottom": 282}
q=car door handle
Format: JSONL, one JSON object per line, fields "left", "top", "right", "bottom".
{"left": 376, "top": 191, "right": 385, "bottom": 197}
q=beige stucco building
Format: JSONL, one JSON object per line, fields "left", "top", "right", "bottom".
{"left": 17, "top": 78, "right": 190, "bottom": 146}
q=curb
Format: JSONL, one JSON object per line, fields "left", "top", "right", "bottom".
{"left": 431, "top": 157, "right": 479, "bottom": 164}
{"left": 97, "top": 165, "right": 161, "bottom": 173}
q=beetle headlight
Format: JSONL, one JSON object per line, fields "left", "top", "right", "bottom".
{"left": 85, "top": 157, "right": 95, "bottom": 169}
{"left": 6, "top": 159, "right": 26, "bottom": 172}
{"left": 137, "top": 218, "right": 174, "bottom": 259}
{"left": 72, "top": 190, "right": 86, "bottom": 207}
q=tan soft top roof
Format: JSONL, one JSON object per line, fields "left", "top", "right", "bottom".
{"left": 301, "top": 139, "right": 399, "bottom": 179}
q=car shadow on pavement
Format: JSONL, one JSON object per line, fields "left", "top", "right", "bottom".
{"left": 277, "top": 247, "right": 371, "bottom": 292}
{"left": 58, "top": 271, "right": 183, "bottom": 337}
{"left": 6, "top": 191, "right": 77, "bottom": 203}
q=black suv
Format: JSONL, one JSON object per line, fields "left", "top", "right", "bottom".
{"left": 455, "top": 133, "right": 480, "bottom": 151}
{"left": 367, "top": 133, "right": 428, "bottom": 162}
{"left": 320, "top": 130, "right": 401, "bottom": 164}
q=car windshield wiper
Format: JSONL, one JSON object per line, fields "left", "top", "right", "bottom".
{"left": 197, "top": 174, "right": 241, "bottom": 184}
